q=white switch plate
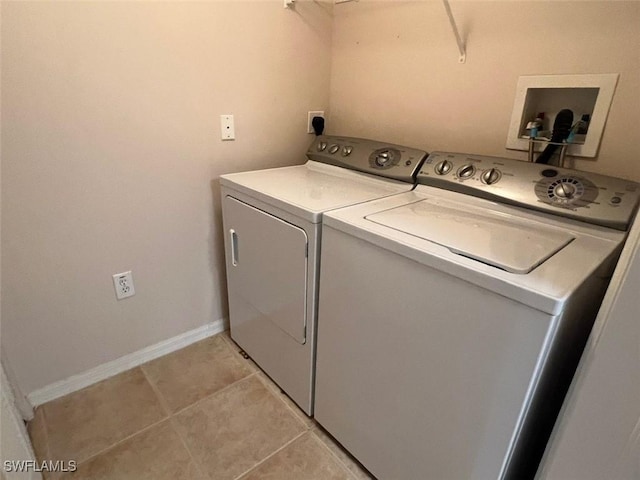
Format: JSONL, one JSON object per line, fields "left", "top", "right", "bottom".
{"left": 113, "top": 271, "right": 135, "bottom": 300}
{"left": 220, "top": 115, "right": 235, "bottom": 141}
{"left": 307, "top": 111, "right": 324, "bottom": 134}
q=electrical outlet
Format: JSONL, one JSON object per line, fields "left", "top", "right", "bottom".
{"left": 220, "top": 114, "right": 235, "bottom": 140}
{"left": 112, "top": 271, "right": 135, "bottom": 300}
{"left": 307, "top": 111, "right": 324, "bottom": 134}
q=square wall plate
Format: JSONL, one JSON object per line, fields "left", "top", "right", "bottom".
{"left": 506, "top": 74, "right": 618, "bottom": 158}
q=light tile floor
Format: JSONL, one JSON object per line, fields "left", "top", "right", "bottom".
{"left": 28, "top": 332, "right": 374, "bottom": 480}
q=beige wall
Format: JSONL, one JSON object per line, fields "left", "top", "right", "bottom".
{"left": 328, "top": 1, "right": 640, "bottom": 181}
{"left": 2, "top": 0, "right": 639, "bottom": 398}
{"left": 1, "top": 1, "right": 332, "bottom": 394}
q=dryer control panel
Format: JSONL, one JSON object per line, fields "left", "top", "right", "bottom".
{"left": 307, "top": 135, "right": 428, "bottom": 184}
{"left": 418, "top": 152, "right": 640, "bottom": 231}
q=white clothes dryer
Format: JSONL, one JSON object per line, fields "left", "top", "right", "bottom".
{"left": 220, "top": 135, "right": 427, "bottom": 415}
{"left": 314, "top": 152, "right": 640, "bottom": 479}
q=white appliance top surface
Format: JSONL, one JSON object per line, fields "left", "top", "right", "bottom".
{"left": 366, "top": 198, "right": 574, "bottom": 274}
{"left": 220, "top": 161, "right": 413, "bottom": 223}
{"left": 324, "top": 185, "right": 626, "bottom": 315}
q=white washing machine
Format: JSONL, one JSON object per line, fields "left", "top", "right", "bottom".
{"left": 220, "top": 135, "right": 427, "bottom": 415}
{"left": 314, "top": 152, "right": 640, "bottom": 479}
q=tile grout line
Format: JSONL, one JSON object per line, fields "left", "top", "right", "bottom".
{"left": 131, "top": 335, "right": 264, "bottom": 476}
{"left": 167, "top": 415, "right": 212, "bottom": 480}
{"left": 231, "top": 429, "right": 309, "bottom": 480}
{"left": 152, "top": 332, "right": 255, "bottom": 419}
{"left": 139, "top": 363, "right": 215, "bottom": 479}
{"left": 252, "top": 372, "right": 313, "bottom": 431}
{"left": 67, "top": 415, "right": 171, "bottom": 472}
{"left": 309, "top": 428, "right": 369, "bottom": 480}
{"left": 139, "top": 365, "right": 174, "bottom": 419}
{"left": 228, "top": 335, "right": 372, "bottom": 480}
{"left": 140, "top": 365, "right": 213, "bottom": 480}
{"left": 139, "top": 333, "right": 254, "bottom": 419}
{"left": 40, "top": 407, "right": 52, "bottom": 461}
{"left": 155, "top": 340, "right": 309, "bottom": 480}
{"left": 170, "top": 370, "right": 257, "bottom": 418}
{"left": 162, "top": 360, "right": 307, "bottom": 480}
{"left": 220, "top": 331, "right": 314, "bottom": 432}
{"left": 218, "top": 332, "right": 261, "bottom": 374}
{"left": 38, "top": 406, "right": 57, "bottom": 480}
{"left": 35, "top": 367, "right": 171, "bottom": 478}
{"left": 43, "top": 331, "right": 330, "bottom": 480}
{"left": 163, "top": 360, "right": 307, "bottom": 480}
{"left": 49, "top": 338, "right": 251, "bottom": 479}
{"left": 218, "top": 331, "right": 249, "bottom": 361}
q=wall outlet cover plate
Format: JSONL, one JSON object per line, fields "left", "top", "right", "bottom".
{"left": 113, "top": 271, "right": 135, "bottom": 300}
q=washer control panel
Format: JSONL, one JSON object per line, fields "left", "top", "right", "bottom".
{"left": 419, "top": 152, "right": 640, "bottom": 230}
{"left": 307, "top": 135, "right": 428, "bottom": 183}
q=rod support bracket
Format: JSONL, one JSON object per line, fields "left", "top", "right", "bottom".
{"left": 443, "top": 0, "right": 467, "bottom": 64}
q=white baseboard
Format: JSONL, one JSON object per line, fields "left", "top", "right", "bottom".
{"left": 27, "top": 319, "right": 227, "bottom": 407}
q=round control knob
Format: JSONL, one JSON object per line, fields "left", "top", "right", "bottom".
{"left": 457, "top": 164, "right": 476, "bottom": 179}
{"left": 375, "top": 151, "right": 391, "bottom": 167}
{"left": 328, "top": 144, "right": 340, "bottom": 154}
{"left": 342, "top": 146, "right": 353, "bottom": 157}
{"left": 317, "top": 141, "right": 327, "bottom": 152}
{"left": 434, "top": 160, "right": 453, "bottom": 175}
{"left": 369, "top": 148, "right": 400, "bottom": 169}
{"left": 537, "top": 176, "right": 593, "bottom": 207}
{"left": 481, "top": 168, "right": 501, "bottom": 185}
{"left": 553, "top": 182, "right": 577, "bottom": 199}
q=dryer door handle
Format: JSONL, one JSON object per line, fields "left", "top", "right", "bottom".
{"left": 230, "top": 229, "right": 239, "bottom": 266}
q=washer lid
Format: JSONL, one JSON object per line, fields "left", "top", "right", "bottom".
{"left": 365, "top": 198, "right": 575, "bottom": 274}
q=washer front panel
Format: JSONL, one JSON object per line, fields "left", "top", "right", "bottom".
{"left": 322, "top": 187, "right": 625, "bottom": 316}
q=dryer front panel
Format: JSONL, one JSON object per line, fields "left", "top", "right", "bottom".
{"left": 224, "top": 195, "right": 308, "bottom": 344}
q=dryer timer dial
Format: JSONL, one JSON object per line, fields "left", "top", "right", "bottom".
{"left": 369, "top": 148, "right": 401, "bottom": 169}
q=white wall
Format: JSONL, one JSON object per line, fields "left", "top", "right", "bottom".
{"left": 328, "top": 1, "right": 640, "bottom": 181}
{"left": 1, "top": 1, "right": 332, "bottom": 395}
{"left": 3, "top": 0, "right": 640, "bottom": 400}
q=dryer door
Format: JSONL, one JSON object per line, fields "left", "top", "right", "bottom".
{"left": 224, "top": 196, "right": 308, "bottom": 344}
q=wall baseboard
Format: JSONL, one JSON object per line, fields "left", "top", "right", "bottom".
{"left": 27, "top": 319, "right": 226, "bottom": 407}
